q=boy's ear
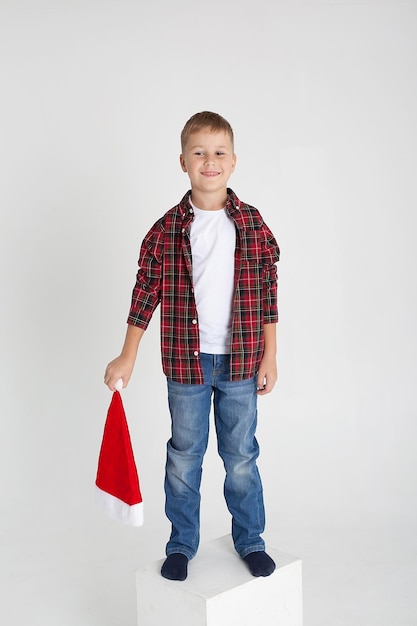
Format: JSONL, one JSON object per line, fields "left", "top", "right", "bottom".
{"left": 179, "top": 154, "right": 187, "bottom": 172}
{"left": 232, "top": 153, "right": 237, "bottom": 171}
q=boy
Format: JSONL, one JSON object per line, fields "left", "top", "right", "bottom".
{"left": 105, "top": 111, "right": 280, "bottom": 581}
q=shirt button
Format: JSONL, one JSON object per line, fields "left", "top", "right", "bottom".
{"left": 193, "top": 351, "right": 199, "bottom": 357}
{"left": 192, "top": 319, "right": 197, "bottom": 324}
{"left": 189, "top": 208, "right": 193, "bottom": 213}
{"left": 182, "top": 228, "right": 185, "bottom": 233}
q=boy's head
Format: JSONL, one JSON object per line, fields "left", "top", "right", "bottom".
{"left": 181, "top": 111, "right": 234, "bottom": 152}
{"left": 180, "top": 112, "right": 236, "bottom": 198}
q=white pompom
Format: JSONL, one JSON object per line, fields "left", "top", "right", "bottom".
{"left": 114, "top": 378, "right": 123, "bottom": 391}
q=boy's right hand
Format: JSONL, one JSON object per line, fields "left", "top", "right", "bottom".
{"left": 104, "top": 355, "right": 135, "bottom": 391}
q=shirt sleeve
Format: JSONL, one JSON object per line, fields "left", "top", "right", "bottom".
{"left": 127, "top": 219, "right": 165, "bottom": 329}
{"left": 261, "top": 221, "right": 280, "bottom": 324}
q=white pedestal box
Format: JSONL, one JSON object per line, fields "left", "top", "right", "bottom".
{"left": 136, "top": 535, "right": 303, "bottom": 626}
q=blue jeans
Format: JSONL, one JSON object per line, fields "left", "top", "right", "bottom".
{"left": 164, "top": 353, "right": 266, "bottom": 559}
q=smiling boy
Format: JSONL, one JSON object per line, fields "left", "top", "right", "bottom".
{"left": 105, "top": 111, "right": 280, "bottom": 581}
{"left": 179, "top": 127, "right": 236, "bottom": 205}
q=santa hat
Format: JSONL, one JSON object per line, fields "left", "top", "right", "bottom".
{"left": 95, "top": 383, "right": 143, "bottom": 526}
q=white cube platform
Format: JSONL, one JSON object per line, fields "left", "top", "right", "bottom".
{"left": 136, "top": 535, "right": 302, "bottom": 626}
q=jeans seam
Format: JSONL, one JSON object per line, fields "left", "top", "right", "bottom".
{"left": 166, "top": 548, "right": 194, "bottom": 560}
{"left": 239, "top": 544, "right": 266, "bottom": 558}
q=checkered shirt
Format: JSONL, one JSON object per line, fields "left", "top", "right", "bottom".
{"left": 127, "top": 189, "right": 280, "bottom": 384}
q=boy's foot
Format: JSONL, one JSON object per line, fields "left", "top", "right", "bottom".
{"left": 243, "top": 551, "right": 276, "bottom": 577}
{"left": 161, "top": 553, "right": 189, "bottom": 581}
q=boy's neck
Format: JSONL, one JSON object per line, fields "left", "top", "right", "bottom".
{"left": 190, "top": 188, "right": 228, "bottom": 211}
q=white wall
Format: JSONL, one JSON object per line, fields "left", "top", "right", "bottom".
{"left": 1, "top": 0, "right": 416, "bottom": 564}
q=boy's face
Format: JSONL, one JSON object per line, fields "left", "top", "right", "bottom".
{"left": 180, "top": 129, "right": 236, "bottom": 195}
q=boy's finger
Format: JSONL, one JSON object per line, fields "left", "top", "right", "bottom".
{"left": 257, "top": 373, "right": 265, "bottom": 389}
{"left": 257, "top": 376, "right": 266, "bottom": 394}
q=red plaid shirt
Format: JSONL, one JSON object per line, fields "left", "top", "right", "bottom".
{"left": 128, "top": 189, "right": 280, "bottom": 384}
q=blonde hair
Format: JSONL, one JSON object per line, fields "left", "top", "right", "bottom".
{"left": 181, "top": 111, "right": 234, "bottom": 151}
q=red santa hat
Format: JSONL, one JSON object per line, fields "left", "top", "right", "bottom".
{"left": 95, "top": 382, "right": 143, "bottom": 526}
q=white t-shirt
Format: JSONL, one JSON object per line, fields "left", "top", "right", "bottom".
{"left": 190, "top": 202, "right": 236, "bottom": 354}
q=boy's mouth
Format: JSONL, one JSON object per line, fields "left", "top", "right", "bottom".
{"left": 201, "top": 171, "right": 220, "bottom": 177}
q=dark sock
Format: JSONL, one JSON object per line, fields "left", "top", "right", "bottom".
{"left": 243, "top": 551, "right": 276, "bottom": 577}
{"left": 161, "top": 553, "right": 189, "bottom": 581}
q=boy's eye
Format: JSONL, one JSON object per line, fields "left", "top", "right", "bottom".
{"left": 216, "top": 151, "right": 225, "bottom": 156}
{"left": 194, "top": 151, "right": 204, "bottom": 156}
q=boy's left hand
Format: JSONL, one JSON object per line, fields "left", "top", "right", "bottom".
{"left": 257, "top": 354, "right": 278, "bottom": 395}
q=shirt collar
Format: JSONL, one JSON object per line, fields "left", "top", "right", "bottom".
{"left": 178, "top": 188, "right": 244, "bottom": 224}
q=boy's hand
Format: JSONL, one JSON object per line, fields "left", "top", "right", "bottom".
{"left": 104, "top": 355, "right": 135, "bottom": 391}
{"left": 256, "top": 353, "right": 278, "bottom": 395}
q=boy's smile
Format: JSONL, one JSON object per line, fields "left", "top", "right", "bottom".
{"left": 180, "top": 129, "right": 236, "bottom": 208}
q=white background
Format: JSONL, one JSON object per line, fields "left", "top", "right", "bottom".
{"left": 1, "top": 1, "right": 416, "bottom": 624}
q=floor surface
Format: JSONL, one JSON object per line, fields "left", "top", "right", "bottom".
{"left": 2, "top": 519, "right": 416, "bottom": 625}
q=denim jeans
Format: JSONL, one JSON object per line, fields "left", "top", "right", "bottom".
{"left": 164, "top": 353, "right": 266, "bottom": 559}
